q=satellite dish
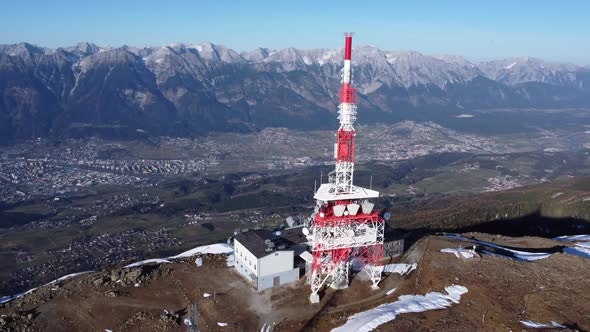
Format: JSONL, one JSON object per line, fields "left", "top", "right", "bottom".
{"left": 347, "top": 203, "right": 360, "bottom": 215}
{"left": 302, "top": 227, "right": 310, "bottom": 236}
{"left": 286, "top": 216, "right": 295, "bottom": 227}
{"left": 333, "top": 205, "right": 346, "bottom": 217}
{"left": 361, "top": 201, "right": 374, "bottom": 214}
{"left": 383, "top": 212, "right": 392, "bottom": 220}
{"left": 319, "top": 212, "right": 325, "bottom": 218}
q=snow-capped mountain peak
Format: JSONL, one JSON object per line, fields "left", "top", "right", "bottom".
{"left": 479, "top": 57, "right": 580, "bottom": 85}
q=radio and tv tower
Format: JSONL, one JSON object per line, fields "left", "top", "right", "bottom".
{"left": 304, "top": 33, "right": 385, "bottom": 304}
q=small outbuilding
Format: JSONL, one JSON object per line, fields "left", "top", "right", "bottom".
{"left": 233, "top": 228, "right": 306, "bottom": 291}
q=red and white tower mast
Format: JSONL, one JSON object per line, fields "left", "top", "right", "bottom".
{"left": 304, "top": 33, "right": 384, "bottom": 303}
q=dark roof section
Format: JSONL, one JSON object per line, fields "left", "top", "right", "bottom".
{"left": 234, "top": 227, "right": 307, "bottom": 259}
{"left": 280, "top": 227, "right": 307, "bottom": 245}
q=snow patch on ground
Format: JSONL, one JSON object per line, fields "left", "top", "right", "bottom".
{"left": 226, "top": 254, "right": 235, "bottom": 267}
{"left": 331, "top": 285, "right": 468, "bottom": 332}
{"left": 195, "top": 257, "right": 203, "bottom": 266}
{"left": 2, "top": 242, "right": 234, "bottom": 304}
{"left": 445, "top": 235, "right": 552, "bottom": 261}
{"left": 51, "top": 271, "right": 94, "bottom": 283}
{"left": 455, "top": 114, "right": 474, "bottom": 118}
{"left": 217, "top": 322, "right": 229, "bottom": 327}
{"left": 509, "top": 251, "right": 551, "bottom": 261}
{"left": 520, "top": 320, "right": 566, "bottom": 329}
{"left": 386, "top": 288, "right": 397, "bottom": 296}
{"left": 554, "top": 234, "right": 590, "bottom": 243}
{"left": 563, "top": 246, "right": 590, "bottom": 258}
{"left": 124, "top": 243, "right": 232, "bottom": 269}
{"left": 554, "top": 234, "right": 590, "bottom": 259}
{"left": 169, "top": 243, "right": 233, "bottom": 259}
{"left": 0, "top": 271, "right": 93, "bottom": 304}
{"left": 380, "top": 263, "right": 417, "bottom": 275}
{"left": 124, "top": 258, "right": 171, "bottom": 268}
{"left": 441, "top": 247, "right": 477, "bottom": 259}
{"left": 0, "top": 288, "right": 37, "bottom": 304}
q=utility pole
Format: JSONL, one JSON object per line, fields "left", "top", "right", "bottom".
{"left": 188, "top": 303, "right": 198, "bottom": 332}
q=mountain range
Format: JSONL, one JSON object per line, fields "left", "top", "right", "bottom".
{"left": 1, "top": 42, "right": 589, "bottom": 142}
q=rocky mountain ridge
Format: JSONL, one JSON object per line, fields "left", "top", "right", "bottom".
{"left": 1, "top": 41, "right": 589, "bottom": 142}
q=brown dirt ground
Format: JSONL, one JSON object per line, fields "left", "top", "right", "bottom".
{"left": 1, "top": 234, "right": 589, "bottom": 331}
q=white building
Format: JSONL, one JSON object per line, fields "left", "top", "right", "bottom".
{"left": 233, "top": 229, "right": 305, "bottom": 291}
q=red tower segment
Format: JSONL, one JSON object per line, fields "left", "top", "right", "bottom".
{"left": 344, "top": 34, "right": 352, "bottom": 60}
{"left": 339, "top": 84, "right": 357, "bottom": 104}
{"left": 336, "top": 129, "right": 355, "bottom": 162}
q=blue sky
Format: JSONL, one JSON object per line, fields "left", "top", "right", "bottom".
{"left": 1, "top": 0, "right": 588, "bottom": 63}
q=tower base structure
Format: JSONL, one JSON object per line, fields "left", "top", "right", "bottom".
{"left": 306, "top": 183, "right": 384, "bottom": 303}
{"left": 309, "top": 293, "right": 320, "bottom": 304}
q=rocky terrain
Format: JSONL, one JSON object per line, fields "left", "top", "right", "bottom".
{"left": 1, "top": 177, "right": 589, "bottom": 331}
{"left": 1, "top": 42, "right": 589, "bottom": 142}
{"left": 0, "top": 233, "right": 588, "bottom": 331}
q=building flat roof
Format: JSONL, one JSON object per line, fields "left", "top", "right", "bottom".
{"left": 234, "top": 227, "right": 306, "bottom": 259}
{"left": 313, "top": 183, "right": 379, "bottom": 202}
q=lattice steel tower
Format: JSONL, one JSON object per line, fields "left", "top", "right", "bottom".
{"left": 304, "top": 33, "right": 384, "bottom": 304}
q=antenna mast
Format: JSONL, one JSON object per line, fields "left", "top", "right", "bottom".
{"left": 305, "top": 33, "right": 385, "bottom": 303}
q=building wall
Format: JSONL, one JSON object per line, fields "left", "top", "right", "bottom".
{"left": 257, "top": 268, "right": 300, "bottom": 291}
{"left": 289, "top": 243, "right": 308, "bottom": 257}
{"left": 258, "top": 250, "right": 294, "bottom": 277}
{"left": 234, "top": 239, "right": 259, "bottom": 282}
{"left": 233, "top": 239, "right": 300, "bottom": 291}
{"left": 384, "top": 239, "right": 404, "bottom": 258}
{"left": 234, "top": 258, "right": 255, "bottom": 283}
